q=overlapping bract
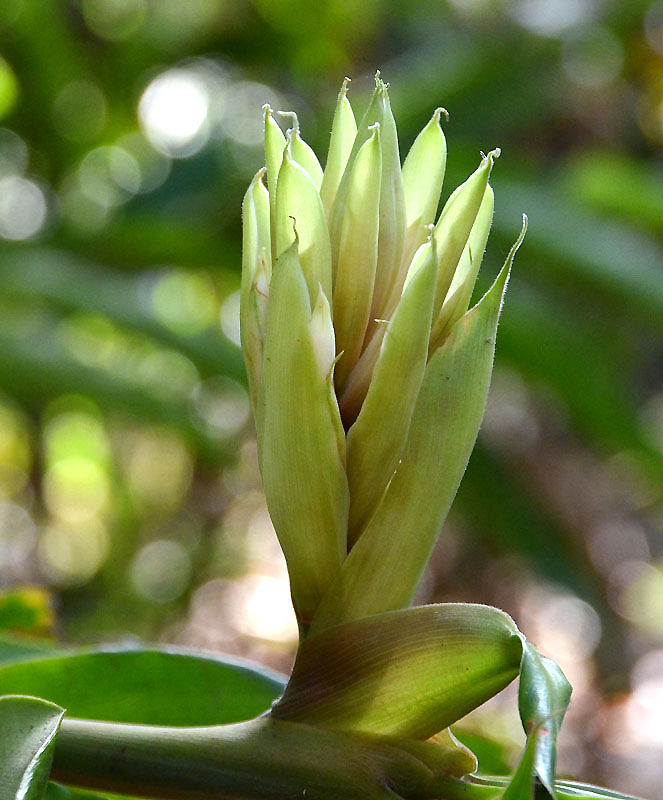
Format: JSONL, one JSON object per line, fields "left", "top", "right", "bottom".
{"left": 241, "top": 73, "right": 524, "bottom": 630}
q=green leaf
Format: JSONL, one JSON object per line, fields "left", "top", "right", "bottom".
{"left": 0, "top": 694, "right": 65, "bottom": 800}
{"left": 275, "top": 147, "right": 332, "bottom": 301}
{"left": 0, "top": 634, "right": 53, "bottom": 665}
{"left": 401, "top": 107, "right": 447, "bottom": 278}
{"left": 431, "top": 151, "right": 498, "bottom": 319}
{"left": 430, "top": 184, "right": 495, "bottom": 351}
{"left": 263, "top": 103, "right": 286, "bottom": 256}
{"left": 518, "top": 642, "right": 572, "bottom": 799}
{"left": 0, "top": 646, "right": 284, "bottom": 725}
{"left": 498, "top": 722, "right": 539, "bottom": 800}
{"left": 555, "top": 780, "right": 643, "bottom": 800}
{"left": 331, "top": 122, "right": 382, "bottom": 391}
{"left": 311, "top": 237, "right": 517, "bottom": 631}
{"left": 241, "top": 168, "right": 271, "bottom": 410}
{"left": 273, "top": 603, "right": 522, "bottom": 740}
{"left": 344, "top": 238, "right": 437, "bottom": 542}
{"left": 467, "top": 776, "right": 644, "bottom": 800}
{"left": 278, "top": 113, "right": 324, "bottom": 190}
{"left": 329, "top": 74, "right": 406, "bottom": 322}
{"left": 320, "top": 78, "right": 357, "bottom": 218}
{"left": 367, "top": 79, "right": 407, "bottom": 322}
{"left": 257, "top": 241, "right": 349, "bottom": 626}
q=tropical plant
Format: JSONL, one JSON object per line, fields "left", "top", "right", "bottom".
{"left": 0, "top": 74, "right": 641, "bottom": 800}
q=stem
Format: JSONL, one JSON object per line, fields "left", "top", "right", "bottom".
{"left": 52, "top": 715, "right": 442, "bottom": 800}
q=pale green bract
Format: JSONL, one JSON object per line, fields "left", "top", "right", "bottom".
{"left": 241, "top": 72, "right": 525, "bottom": 630}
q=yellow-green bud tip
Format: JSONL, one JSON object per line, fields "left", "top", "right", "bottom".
{"left": 433, "top": 107, "right": 450, "bottom": 124}
{"left": 278, "top": 109, "right": 300, "bottom": 133}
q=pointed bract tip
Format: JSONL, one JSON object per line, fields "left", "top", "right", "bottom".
{"left": 433, "top": 107, "right": 449, "bottom": 124}
{"left": 425, "top": 223, "right": 435, "bottom": 241}
{"left": 262, "top": 103, "right": 273, "bottom": 118}
{"left": 515, "top": 214, "right": 528, "bottom": 249}
{"left": 278, "top": 110, "right": 300, "bottom": 133}
{"left": 250, "top": 165, "right": 267, "bottom": 187}
{"left": 367, "top": 121, "right": 381, "bottom": 136}
{"left": 340, "top": 76, "right": 351, "bottom": 95}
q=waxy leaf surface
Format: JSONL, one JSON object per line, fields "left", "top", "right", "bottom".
{"left": 0, "top": 647, "right": 284, "bottom": 725}
{"left": 312, "top": 248, "right": 514, "bottom": 631}
{"left": 345, "top": 240, "right": 437, "bottom": 542}
{"left": 274, "top": 603, "right": 522, "bottom": 740}
{"left": 259, "top": 242, "right": 348, "bottom": 625}
{"left": 0, "top": 694, "right": 64, "bottom": 800}
{"left": 518, "top": 641, "right": 572, "bottom": 799}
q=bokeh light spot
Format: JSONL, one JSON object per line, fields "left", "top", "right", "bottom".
{"left": 227, "top": 574, "right": 298, "bottom": 643}
{"left": 0, "top": 129, "right": 28, "bottom": 177}
{"left": 81, "top": 0, "right": 147, "bottom": 42}
{"left": 139, "top": 68, "right": 210, "bottom": 157}
{"left": 38, "top": 520, "right": 110, "bottom": 587}
{"left": 190, "top": 376, "right": 249, "bottom": 439}
{"left": 152, "top": 269, "right": 217, "bottom": 336}
{"left": 123, "top": 427, "right": 192, "bottom": 509}
{"left": 510, "top": 0, "right": 597, "bottom": 36}
{"left": 562, "top": 26, "right": 623, "bottom": 89}
{"left": 43, "top": 458, "right": 109, "bottom": 524}
{"left": 131, "top": 540, "right": 192, "bottom": 603}
{"left": 0, "top": 176, "right": 48, "bottom": 240}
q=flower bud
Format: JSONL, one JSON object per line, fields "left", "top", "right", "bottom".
{"left": 278, "top": 111, "right": 324, "bottom": 190}
{"left": 241, "top": 76, "right": 525, "bottom": 633}
{"left": 320, "top": 78, "right": 357, "bottom": 218}
{"left": 332, "top": 123, "right": 382, "bottom": 392}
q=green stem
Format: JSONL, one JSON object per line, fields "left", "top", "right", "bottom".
{"left": 51, "top": 715, "right": 444, "bottom": 800}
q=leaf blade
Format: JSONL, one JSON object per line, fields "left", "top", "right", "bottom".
{"left": 0, "top": 647, "right": 284, "bottom": 726}
{"left": 274, "top": 603, "right": 522, "bottom": 740}
{"left": 0, "top": 694, "right": 65, "bottom": 800}
{"left": 312, "top": 239, "right": 516, "bottom": 631}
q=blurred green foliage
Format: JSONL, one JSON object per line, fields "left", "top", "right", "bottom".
{"left": 0, "top": 0, "right": 662, "bottom": 795}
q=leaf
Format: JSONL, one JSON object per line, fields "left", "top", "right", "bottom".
{"left": 0, "top": 646, "right": 284, "bottom": 725}
{"left": 344, "top": 238, "right": 437, "bottom": 542}
{"left": 273, "top": 603, "right": 523, "bottom": 740}
{"left": 429, "top": 184, "right": 495, "bottom": 351}
{"left": 274, "top": 149, "right": 332, "bottom": 301}
{"left": 555, "top": 780, "right": 643, "bottom": 800}
{"left": 320, "top": 78, "right": 357, "bottom": 218}
{"left": 0, "top": 635, "right": 53, "bottom": 666}
{"left": 311, "top": 239, "right": 516, "bottom": 632}
{"left": 331, "top": 123, "right": 382, "bottom": 391}
{"left": 330, "top": 75, "right": 406, "bottom": 322}
{"left": 518, "top": 642, "right": 572, "bottom": 799}
{"left": 259, "top": 241, "right": 349, "bottom": 625}
{"left": 0, "top": 694, "right": 65, "bottom": 800}
{"left": 498, "top": 721, "right": 539, "bottom": 800}
{"left": 431, "top": 151, "right": 497, "bottom": 319}
{"left": 401, "top": 106, "right": 447, "bottom": 268}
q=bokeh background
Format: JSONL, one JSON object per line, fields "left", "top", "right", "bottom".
{"left": 0, "top": 0, "right": 662, "bottom": 796}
